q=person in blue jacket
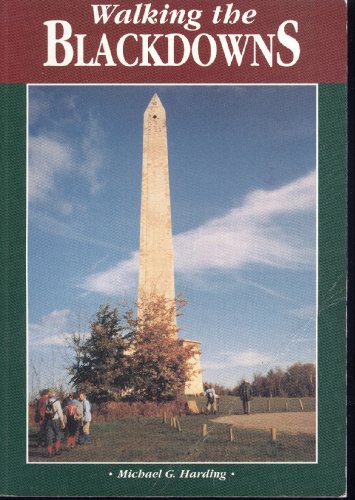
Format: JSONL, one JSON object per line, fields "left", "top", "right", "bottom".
{"left": 78, "top": 392, "right": 92, "bottom": 444}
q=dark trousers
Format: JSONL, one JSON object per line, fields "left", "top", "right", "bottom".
{"left": 45, "top": 419, "right": 61, "bottom": 445}
{"left": 37, "top": 421, "right": 47, "bottom": 446}
{"left": 67, "top": 417, "right": 79, "bottom": 437}
{"left": 242, "top": 400, "right": 251, "bottom": 414}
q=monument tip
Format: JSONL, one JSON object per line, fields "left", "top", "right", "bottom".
{"left": 148, "top": 93, "right": 163, "bottom": 108}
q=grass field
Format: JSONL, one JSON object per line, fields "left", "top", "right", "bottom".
{"left": 28, "top": 397, "right": 316, "bottom": 463}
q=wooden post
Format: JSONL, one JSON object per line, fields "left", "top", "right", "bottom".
{"left": 163, "top": 411, "right": 167, "bottom": 423}
{"left": 170, "top": 417, "right": 174, "bottom": 427}
{"left": 285, "top": 401, "right": 288, "bottom": 412}
{"left": 202, "top": 423, "right": 208, "bottom": 437}
{"left": 229, "top": 426, "right": 235, "bottom": 442}
{"left": 267, "top": 399, "right": 271, "bottom": 412}
{"left": 298, "top": 399, "right": 304, "bottom": 411}
{"left": 271, "top": 427, "right": 277, "bottom": 442}
{"left": 176, "top": 419, "right": 182, "bottom": 432}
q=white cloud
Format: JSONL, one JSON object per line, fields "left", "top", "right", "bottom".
{"left": 202, "top": 350, "right": 275, "bottom": 371}
{"left": 226, "top": 351, "right": 275, "bottom": 367}
{"left": 28, "top": 136, "right": 73, "bottom": 202}
{"left": 173, "top": 169, "right": 315, "bottom": 273}
{"left": 80, "top": 170, "right": 316, "bottom": 295}
{"left": 82, "top": 251, "right": 139, "bottom": 295}
{"left": 29, "top": 309, "right": 72, "bottom": 347}
{"left": 29, "top": 97, "right": 105, "bottom": 207}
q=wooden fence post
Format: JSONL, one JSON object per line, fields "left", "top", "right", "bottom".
{"left": 271, "top": 427, "right": 277, "bottom": 442}
{"left": 202, "top": 424, "right": 208, "bottom": 437}
{"left": 163, "top": 411, "right": 167, "bottom": 423}
{"left": 229, "top": 426, "right": 235, "bottom": 442}
{"left": 267, "top": 399, "right": 271, "bottom": 412}
{"left": 285, "top": 401, "right": 288, "bottom": 412}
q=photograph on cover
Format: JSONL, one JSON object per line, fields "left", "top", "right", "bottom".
{"left": 27, "top": 85, "right": 316, "bottom": 463}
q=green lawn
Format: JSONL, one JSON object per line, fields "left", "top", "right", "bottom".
{"left": 28, "top": 397, "right": 315, "bottom": 463}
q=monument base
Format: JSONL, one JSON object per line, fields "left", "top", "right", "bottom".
{"left": 182, "top": 339, "right": 204, "bottom": 396}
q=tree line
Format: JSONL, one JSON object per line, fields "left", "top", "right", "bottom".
{"left": 205, "top": 362, "right": 316, "bottom": 398}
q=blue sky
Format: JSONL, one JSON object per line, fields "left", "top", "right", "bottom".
{"left": 28, "top": 85, "right": 316, "bottom": 394}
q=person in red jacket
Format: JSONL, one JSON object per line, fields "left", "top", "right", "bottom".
{"left": 35, "top": 389, "right": 49, "bottom": 447}
{"left": 65, "top": 394, "right": 82, "bottom": 449}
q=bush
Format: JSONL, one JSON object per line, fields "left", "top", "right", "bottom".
{"left": 94, "top": 400, "right": 186, "bottom": 422}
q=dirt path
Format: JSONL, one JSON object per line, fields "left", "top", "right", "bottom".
{"left": 213, "top": 412, "right": 316, "bottom": 435}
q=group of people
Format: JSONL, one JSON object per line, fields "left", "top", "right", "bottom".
{"left": 204, "top": 378, "right": 253, "bottom": 415}
{"left": 35, "top": 389, "right": 92, "bottom": 457}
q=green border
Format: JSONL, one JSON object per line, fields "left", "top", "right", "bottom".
{"left": 0, "top": 84, "right": 346, "bottom": 497}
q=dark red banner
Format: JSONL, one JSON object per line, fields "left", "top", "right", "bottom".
{"left": 1, "top": 0, "right": 346, "bottom": 83}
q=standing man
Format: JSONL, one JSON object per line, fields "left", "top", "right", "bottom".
{"left": 78, "top": 392, "right": 92, "bottom": 444}
{"left": 205, "top": 384, "right": 216, "bottom": 415}
{"left": 239, "top": 378, "right": 253, "bottom": 415}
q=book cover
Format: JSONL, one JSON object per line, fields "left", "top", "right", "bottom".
{"left": 1, "top": 0, "right": 347, "bottom": 497}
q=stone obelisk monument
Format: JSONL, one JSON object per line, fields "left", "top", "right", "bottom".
{"left": 138, "top": 94, "right": 175, "bottom": 308}
{"left": 138, "top": 94, "right": 204, "bottom": 395}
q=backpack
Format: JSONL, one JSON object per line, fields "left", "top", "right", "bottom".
{"left": 66, "top": 403, "right": 77, "bottom": 418}
{"left": 45, "top": 399, "right": 57, "bottom": 419}
{"left": 207, "top": 390, "right": 215, "bottom": 404}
